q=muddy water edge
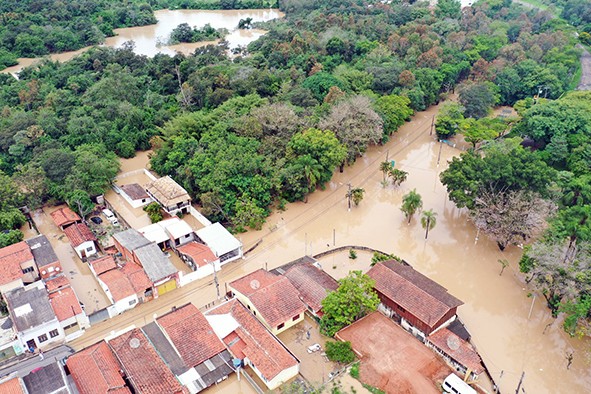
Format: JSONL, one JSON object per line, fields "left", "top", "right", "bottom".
{"left": 1, "top": 8, "right": 284, "bottom": 76}
{"left": 116, "top": 105, "right": 590, "bottom": 392}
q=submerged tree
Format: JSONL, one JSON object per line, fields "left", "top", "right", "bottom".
{"left": 401, "top": 189, "right": 423, "bottom": 223}
{"left": 389, "top": 168, "right": 408, "bottom": 187}
{"left": 420, "top": 209, "right": 437, "bottom": 239}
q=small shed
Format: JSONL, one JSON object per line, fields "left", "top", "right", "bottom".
{"left": 50, "top": 207, "right": 81, "bottom": 231}
{"left": 195, "top": 223, "right": 242, "bottom": 265}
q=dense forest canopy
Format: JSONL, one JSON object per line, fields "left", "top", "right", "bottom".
{"left": 0, "top": 0, "right": 590, "bottom": 330}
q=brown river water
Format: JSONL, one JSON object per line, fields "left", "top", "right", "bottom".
{"left": 113, "top": 102, "right": 591, "bottom": 393}
{"left": 1, "top": 8, "right": 283, "bottom": 76}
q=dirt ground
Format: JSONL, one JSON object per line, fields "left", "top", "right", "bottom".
{"left": 578, "top": 47, "right": 591, "bottom": 91}
{"left": 336, "top": 312, "right": 451, "bottom": 394}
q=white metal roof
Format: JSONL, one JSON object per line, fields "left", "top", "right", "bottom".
{"left": 195, "top": 223, "right": 241, "bottom": 257}
{"left": 205, "top": 314, "right": 240, "bottom": 340}
{"left": 164, "top": 220, "right": 193, "bottom": 240}
{"left": 139, "top": 223, "right": 170, "bottom": 245}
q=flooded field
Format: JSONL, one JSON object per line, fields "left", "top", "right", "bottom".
{"left": 1, "top": 8, "right": 283, "bottom": 76}
{"left": 32, "top": 206, "right": 111, "bottom": 313}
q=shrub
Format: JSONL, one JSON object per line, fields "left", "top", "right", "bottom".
{"left": 325, "top": 341, "right": 356, "bottom": 364}
{"left": 348, "top": 249, "right": 357, "bottom": 259}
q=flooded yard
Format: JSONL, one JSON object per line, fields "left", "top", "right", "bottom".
{"left": 32, "top": 206, "right": 111, "bottom": 313}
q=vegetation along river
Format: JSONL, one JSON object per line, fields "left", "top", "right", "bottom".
{"left": 1, "top": 8, "right": 284, "bottom": 76}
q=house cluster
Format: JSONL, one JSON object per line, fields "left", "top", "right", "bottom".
{"left": 0, "top": 235, "right": 89, "bottom": 362}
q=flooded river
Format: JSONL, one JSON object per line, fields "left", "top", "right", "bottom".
{"left": 113, "top": 101, "right": 591, "bottom": 393}
{"left": 1, "top": 8, "right": 283, "bottom": 76}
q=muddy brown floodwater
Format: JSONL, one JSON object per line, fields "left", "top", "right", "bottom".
{"left": 1, "top": 8, "right": 284, "bottom": 76}
{"left": 113, "top": 102, "right": 591, "bottom": 394}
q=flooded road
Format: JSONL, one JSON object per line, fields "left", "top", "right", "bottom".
{"left": 75, "top": 103, "right": 591, "bottom": 394}
{"left": 1, "top": 8, "right": 283, "bottom": 76}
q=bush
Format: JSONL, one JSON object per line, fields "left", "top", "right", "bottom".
{"left": 143, "top": 202, "right": 163, "bottom": 223}
{"left": 325, "top": 341, "right": 356, "bottom": 364}
{"left": 350, "top": 362, "right": 360, "bottom": 379}
{"left": 348, "top": 249, "right": 357, "bottom": 259}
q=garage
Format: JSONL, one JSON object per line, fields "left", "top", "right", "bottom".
{"left": 157, "top": 279, "right": 177, "bottom": 296}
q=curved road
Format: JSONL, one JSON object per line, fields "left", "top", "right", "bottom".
{"left": 577, "top": 46, "right": 591, "bottom": 90}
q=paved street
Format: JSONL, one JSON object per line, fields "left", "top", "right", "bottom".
{"left": 0, "top": 345, "right": 74, "bottom": 378}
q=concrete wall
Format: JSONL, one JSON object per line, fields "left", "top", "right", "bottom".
{"left": 247, "top": 359, "right": 299, "bottom": 391}
{"left": 74, "top": 241, "right": 97, "bottom": 259}
{"left": 19, "top": 319, "right": 64, "bottom": 349}
{"left": 0, "top": 279, "right": 24, "bottom": 297}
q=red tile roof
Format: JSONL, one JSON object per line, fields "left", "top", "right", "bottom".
{"left": 176, "top": 242, "right": 217, "bottom": 267}
{"left": 0, "top": 242, "right": 32, "bottom": 285}
{"left": 229, "top": 269, "right": 306, "bottom": 329}
{"left": 49, "top": 287, "right": 83, "bottom": 321}
{"left": 99, "top": 269, "right": 135, "bottom": 302}
{"left": 64, "top": 223, "right": 96, "bottom": 247}
{"left": 120, "top": 262, "right": 152, "bottom": 292}
{"left": 67, "top": 341, "right": 131, "bottom": 394}
{"left": 108, "top": 328, "right": 185, "bottom": 394}
{"left": 428, "top": 328, "right": 484, "bottom": 374}
{"left": 45, "top": 274, "right": 70, "bottom": 293}
{"left": 90, "top": 255, "right": 117, "bottom": 275}
{"left": 284, "top": 264, "right": 338, "bottom": 314}
{"left": 157, "top": 304, "right": 226, "bottom": 367}
{"left": 207, "top": 299, "right": 298, "bottom": 382}
{"left": 50, "top": 206, "right": 81, "bottom": 228}
{"left": 367, "top": 261, "right": 463, "bottom": 328}
{"left": 0, "top": 377, "right": 26, "bottom": 394}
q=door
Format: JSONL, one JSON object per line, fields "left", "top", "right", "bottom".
{"left": 157, "top": 279, "right": 177, "bottom": 296}
{"left": 26, "top": 339, "right": 36, "bottom": 351}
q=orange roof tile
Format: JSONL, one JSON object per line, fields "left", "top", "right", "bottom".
{"left": 64, "top": 223, "right": 96, "bottom": 248}
{"left": 428, "top": 328, "right": 484, "bottom": 374}
{"left": 50, "top": 207, "right": 81, "bottom": 228}
{"left": 157, "top": 304, "right": 226, "bottom": 367}
{"left": 99, "top": 270, "right": 135, "bottom": 302}
{"left": 284, "top": 264, "right": 338, "bottom": 314}
{"left": 120, "top": 262, "right": 152, "bottom": 292}
{"left": 109, "top": 329, "right": 185, "bottom": 394}
{"left": 367, "top": 261, "right": 463, "bottom": 329}
{"left": 0, "top": 242, "right": 32, "bottom": 285}
{"left": 90, "top": 255, "right": 117, "bottom": 275}
{"left": 45, "top": 274, "right": 70, "bottom": 293}
{"left": 176, "top": 242, "right": 217, "bottom": 267}
{"left": 0, "top": 377, "right": 25, "bottom": 394}
{"left": 207, "top": 300, "right": 298, "bottom": 381}
{"left": 67, "top": 341, "right": 131, "bottom": 394}
{"left": 49, "top": 287, "right": 83, "bottom": 321}
{"left": 229, "top": 269, "right": 306, "bottom": 328}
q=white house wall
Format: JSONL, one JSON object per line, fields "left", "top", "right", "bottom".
{"left": 18, "top": 319, "right": 64, "bottom": 349}
{"left": 112, "top": 294, "right": 139, "bottom": 316}
{"left": 74, "top": 241, "right": 97, "bottom": 259}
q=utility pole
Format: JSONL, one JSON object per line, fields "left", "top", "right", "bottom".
{"left": 430, "top": 115, "right": 435, "bottom": 136}
{"left": 347, "top": 183, "right": 352, "bottom": 212}
{"left": 208, "top": 259, "right": 220, "bottom": 299}
{"left": 515, "top": 371, "right": 525, "bottom": 394}
{"left": 333, "top": 228, "right": 335, "bottom": 246}
{"left": 437, "top": 140, "right": 443, "bottom": 167}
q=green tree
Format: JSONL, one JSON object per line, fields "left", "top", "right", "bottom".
{"left": 379, "top": 161, "right": 393, "bottom": 184}
{"left": 420, "top": 209, "right": 437, "bottom": 239}
{"left": 349, "top": 188, "right": 365, "bottom": 206}
{"left": 65, "top": 144, "right": 120, "bottom": 197}
{"left": 144, "top": 202, "right": 163, "bottom": 223}
{"left": 66, "top": 190, "right": 94, "bottom": 219}
{"left": 458, "top": 82, "right": 499, "bottom": 119}
{"left": 435, "top": 103, "right": 464, "bottom": 139}
{"left": 401, "top": 189, "right": 423, "bottom": 223}
{"left": 233, "top": 196, "right": 266, "bottom": 231}
{"left": 389, "top": 168, "right": 408, "bottom": 187}
{"left": 435, "top": 0, "right": 461, "bottom": 19}
{"left": 374, "top": 94, "right": 413, "bottom": 137}
{"left": 320, "top": 271, "right": 379, "bottom": 337}
{"left": 325, "top": 341, "right": 356, "bottom": 364}
{"left": 0, "top": 230, "right": 24, "bottom": 248}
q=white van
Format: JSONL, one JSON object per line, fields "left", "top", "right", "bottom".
{"left": 442, "top": 374, "right": 477, "bottom": 394}
{"left": 102, "top": 209, "right": 119, "bottom": 226}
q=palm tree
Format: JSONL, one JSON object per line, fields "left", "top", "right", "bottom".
{"left": 351, "top": 188, "right": 365, "bottom": 206}
{"left": 297, "top": 155, "right": 323, "bottom": 202}
{"left": 401, "top": 189, "right": 422, "bottom": 223}
{"left": 379, "top": 161, "right": 393, "bottom": 185}
{"left": 389, "top": 168, "right": 408, "bottom": 187}
{"left": 420, "top": 209, "right": 437, "bottom": 239}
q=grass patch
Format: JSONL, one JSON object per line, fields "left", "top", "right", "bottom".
{"left": 350, "top": 362, "right": 360, "bottom": 379}
{"left": 568, "top": 63, "right": 583, "bottom": 91}
{"left": 513, "top": 0, "right": 562, "bottom": 15}
{"left": 361, "top": 383, "right": 385, "bottom": 394}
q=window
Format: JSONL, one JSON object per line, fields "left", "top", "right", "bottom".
{"left": 22, "top": 266, "right": 35, "bottom": 274}
{"left": 292, "top": 314, "right": 300, "bottom": 321}
{"left": 129, "top": 299, "right": 137, "bottom": 306}
{"left": 49, "top": 329, "right": 59, "bottom": 338}
{"left": 86, "top": 247, "right": 94, "bottom": 252}
{"left": 38, "top": 334, "right": 48, "bottom": 343}
{"left": 277, "top": 322, "right": 285, "bottom": 330}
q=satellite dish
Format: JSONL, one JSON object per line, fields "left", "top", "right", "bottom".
{"left": 129, "top": 338, "right": 141, "bottom": 349}
{"left": 250, "top": 279, "right": 260, "bottom": 290}
{"left": 447, "top": 336, "right": 460, "bottom": 351}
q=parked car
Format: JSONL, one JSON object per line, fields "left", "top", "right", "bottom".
{"left": 307, "top": 343, "right": 321, "bottom": 353}
{"left": 90, "top": 216, "right": 103, "bottom": 225}
{"left": 102, "top": 209, "right": 119, "bottom": 226}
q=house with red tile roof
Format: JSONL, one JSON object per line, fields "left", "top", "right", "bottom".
{"left": 426, "top": 328, "right": 485, "bottom": 380}
{"left": 108, "top": 328, "right": 186, "bottom": 394}
{"left": 88, "top": 255, "right": 117, "bottom": 276}
{"left": 147, "top": 304, "right": 234, "bottom": 393}
{"left": 66, "top": 341, "right": 132, "bottom": 394}
{"left": 206, "top": 299, "right": 299, "bottom": 390}
{"left": 44, "top": 274, "right": 70, "bottom": 293}
{"left": 119, "top": 183, "right": 152, "bottom": 209}
{"left": 175, "top": 241, "right": 220, "bottom": 284}
{"left": 0, "top": 375, "right": 26, "bottom": 394}
{"left": 97, "top": 269, "right": 139, "bottom": 315}
{"left": 64, "top": 223, "right": 97, "bottom": 260}
{"left": 50, "top": 206, "right": 81, "bottom": 230}
{"left": 0, "top": 241, "right": 38, "bottom": 295}
{"left": 367, "top": 260, "right": 463, "bottom": 340}
{"left": 119, "top": 262, "right": 153, "bottom": 301}
{"left": 48, "top": 286, "right": 89, "bottom": 341}
{"left": 229, "top": 269, "right": 306, "bottom": 335}
{"left": 283, "top": 263, "right": 338, "bottom": 318}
